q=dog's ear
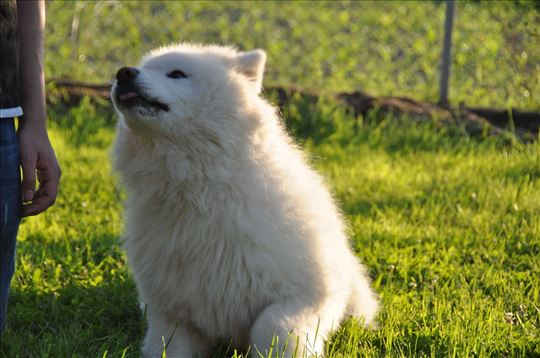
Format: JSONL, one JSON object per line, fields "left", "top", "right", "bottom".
{"left": 235, "top": 49, "right": 266, "bottom": 93}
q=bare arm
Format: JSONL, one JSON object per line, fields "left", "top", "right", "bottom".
{"left": 17, "top": 0, "right": 61, "bottom": 217}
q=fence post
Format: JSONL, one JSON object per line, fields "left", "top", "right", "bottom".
{"left": 439, "top": 0, "right": 456, "bottom": 106}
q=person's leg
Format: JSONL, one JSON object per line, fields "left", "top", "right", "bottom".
{"left": 0, "top": 118, "right": 22, "bottom": 333}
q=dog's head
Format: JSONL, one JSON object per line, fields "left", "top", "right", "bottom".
{"left": 111, "top": 44, "right": 267, "bottom": 139}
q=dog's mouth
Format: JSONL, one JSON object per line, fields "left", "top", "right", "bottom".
{"left": 115, "top": 85, "right": 169, "bottom": 112}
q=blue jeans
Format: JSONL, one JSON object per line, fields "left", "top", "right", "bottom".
{"left": 0, "top": 118, "right": 21, "bottom": 333}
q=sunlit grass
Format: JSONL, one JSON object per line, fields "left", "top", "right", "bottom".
{"left": 0, "top": 97, "right": 538, "bottom": 357}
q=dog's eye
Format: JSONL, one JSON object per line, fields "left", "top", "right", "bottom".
{"left": 167, "top": 70, "right": 188, "bottom": 79}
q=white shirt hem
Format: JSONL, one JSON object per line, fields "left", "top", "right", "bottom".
{"left": 0, "top": 107, "right": 23, "bottom": 118}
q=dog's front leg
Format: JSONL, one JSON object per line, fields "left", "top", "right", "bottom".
{"left": 141, "top": 311, "right": 212, "bottom": 358}
{"left": 250, "top": 299, "right": 332, "bottom": 358}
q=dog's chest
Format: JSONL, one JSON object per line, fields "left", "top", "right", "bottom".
{"left": 177, "top": 237, "right": 275, "bottom": 339}
{"left": 129, "top": 202, "right": 283, "bottom": 340}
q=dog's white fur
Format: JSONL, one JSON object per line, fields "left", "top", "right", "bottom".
{"left": 111, "top": 44, "right": 378, "bottom": 357}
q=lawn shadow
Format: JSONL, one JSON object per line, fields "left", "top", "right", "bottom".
{"left": 3, "top": 282, "right": 142, "bottom": 357}
{"left": 1, "top": 242, "right": 143, "bottom": 357}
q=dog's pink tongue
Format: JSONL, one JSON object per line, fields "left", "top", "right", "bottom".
{"left": 119, "top": 92, "right": 138, "bottom": 101}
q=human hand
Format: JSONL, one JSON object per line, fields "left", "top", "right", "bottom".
{"left": 17, "top": 122, "right": 61, "bottom": 217}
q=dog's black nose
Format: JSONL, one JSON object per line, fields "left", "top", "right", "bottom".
{"left": 116, "top": 67, "right": 139, "bottom": 82}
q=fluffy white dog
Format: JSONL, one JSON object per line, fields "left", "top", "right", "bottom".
{"left": 111, "top": 44, "right": 378, "bottom": 358}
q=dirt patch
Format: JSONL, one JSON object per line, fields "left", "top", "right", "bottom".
{"left": 47, "top": 79, "right": 539, "bottom": 141}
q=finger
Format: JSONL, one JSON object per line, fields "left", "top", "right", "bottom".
{"left": 22, "top": 193, "right": 55, "bottom": 217}
{"left": 20, "top": 153, "right": 37, "bottom": 202}
{"left": 21, "top": 167, "right": 60, "bottom": 217}
{"left": 38, "top": 166, "right": 60, "bottom": 203}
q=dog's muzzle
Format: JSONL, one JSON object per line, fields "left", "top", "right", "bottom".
{"left": 114, "top": 67, "right": 169, "bottom": 112}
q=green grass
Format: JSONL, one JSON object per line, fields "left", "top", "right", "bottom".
{"left": 0, "top": 95, "right": 538, "bottom": 357}
{"left": 44, "top": 1, "right": 540, "bottom": 110}
{"left": 1, "top": 1, "right": 539, "bottom": 356}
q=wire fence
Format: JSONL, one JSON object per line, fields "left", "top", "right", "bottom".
{"left": 44, "top": 1, "right": 539, "bottom": 110}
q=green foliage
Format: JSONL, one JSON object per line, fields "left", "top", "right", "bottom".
{"left": 275, "top": 92, "right": 344, "bottom": 144}
{"left": 52, "top": 97, "right": 115, "bottom": 148}
{"left": 1, "top": 96, "right": 538, "bottom": 357}
{"left": 44, "top": 1, "right": 539, "bottom": 110}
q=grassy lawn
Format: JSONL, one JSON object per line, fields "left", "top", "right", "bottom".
{"left": 0, "top": 96, "right": 538, "bottom": 357}
{"left": 1, "top": 1, "right": 539, "bottom": 357}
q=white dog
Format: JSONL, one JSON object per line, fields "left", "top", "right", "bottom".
{"left": 111, "top": 44, "right": 378, "bottom": 358}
